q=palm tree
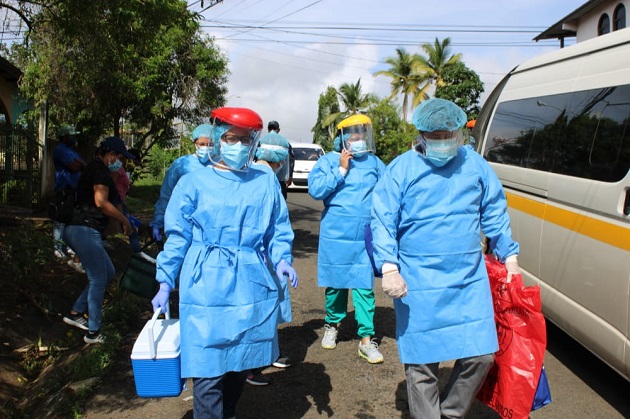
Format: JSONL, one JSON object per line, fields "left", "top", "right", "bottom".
{"left": 415, "top": 37, "right": 462, "bottom": 88}
{"left": 374, "top": 47, "right": 431, "bottom": 121}
{"left": 337, "top": 78, "right": 374, "bottom": 114}
{"left": 321, "top": 78, "right": 375, "bottom": 130}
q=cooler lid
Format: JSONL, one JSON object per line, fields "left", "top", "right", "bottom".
{"left": 131, "top": 319, "right": 180, "bottom": 359}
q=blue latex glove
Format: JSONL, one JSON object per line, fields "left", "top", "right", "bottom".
{"left": 152, "top": 226, "right": 163, "bottom": 242}
{"left": 275, "top": 260, "right": 298, "bottom": 288}
{"left": 151, "top": 283, "right": 171, "bottom": 314}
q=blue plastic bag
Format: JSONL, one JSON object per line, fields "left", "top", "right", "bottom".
{"left": 531, "top": 365, "right": 552, "bottom": 411}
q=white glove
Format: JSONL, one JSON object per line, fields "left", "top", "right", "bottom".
{"left": 381, "top": 263, "right": 408, "bottom": 299}
{"left": 505, "top": 255, "right": 520, "bottom": 283}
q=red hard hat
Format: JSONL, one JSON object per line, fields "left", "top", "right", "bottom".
{"left": 211, "top": 107, "right": 263, "bottom": 130}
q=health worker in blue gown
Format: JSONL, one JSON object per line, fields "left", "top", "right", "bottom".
{"left": 370, "top": 98, "right": 521, "bottom": 419}
{"left": 252, "top": 130, "right": 296, "bottom": 325}
{"left": 151, "top": 107, "right": 298, "bottom": 419}
{"left": 308, "top": 114, "right": 387, "bottom": 365}
{"left": 149, "top": 123, "right": 213, "bottom": 242}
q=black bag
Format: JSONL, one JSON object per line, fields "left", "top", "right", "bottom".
{"left": 48, "top": 189, "right": 77, "bottom": 223}
{"left": 120, "top": 247, "right": 159, "bottom": 300}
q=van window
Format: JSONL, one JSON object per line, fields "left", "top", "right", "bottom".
{"left": 484, "top": 84, "right": 630, "bottom": 182}
{"left": 294, "top": 147, "right": 324, "bottom": 161}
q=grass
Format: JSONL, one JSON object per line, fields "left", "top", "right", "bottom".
{"left": 125, "top": 176, "right": 162, "bottom": 218}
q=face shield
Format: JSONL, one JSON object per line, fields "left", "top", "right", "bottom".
{"left": 215, "top": 127, "right": 262, "bottom": 171}
{"left": 416, "top": 130, "right": 464, "bottom": 167}
{"left": 339, "top": 124, "right": 374, "bottom": 157}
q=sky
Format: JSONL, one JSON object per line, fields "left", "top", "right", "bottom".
{"left": 188, "top": 0, "right": 587, "bottom": 143}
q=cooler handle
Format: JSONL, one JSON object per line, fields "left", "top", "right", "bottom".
{"left": 148, "top": 303, "right": 170, "bottom": 360}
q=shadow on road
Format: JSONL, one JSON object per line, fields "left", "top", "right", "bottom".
{"left": 545, "top": 321, "right": 630, "bottom": 417}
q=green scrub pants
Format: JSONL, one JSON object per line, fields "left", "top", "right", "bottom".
{"left": 324, "top": 287, "right": 375, "bottom": 338}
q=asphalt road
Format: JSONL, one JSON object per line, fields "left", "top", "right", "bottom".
{"left": 287, "top": 190, "right": 630, "bottom": 419}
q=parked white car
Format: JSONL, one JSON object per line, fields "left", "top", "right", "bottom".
{"left": 289, "top": 143, "right": 325, "bottom": 190}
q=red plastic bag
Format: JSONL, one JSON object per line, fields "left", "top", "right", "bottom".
{"left": 477, "top": 255, "right": 547, "bottom": 419}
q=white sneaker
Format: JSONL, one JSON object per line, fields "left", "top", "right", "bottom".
{"left": 321, "top": 324, "right": 338, "bottom": 349}
{"left": 67, "top": 259, "right": 86, "bottom": 274}
{"left": 358, "top": 339, "right": 384, "bottom": 364}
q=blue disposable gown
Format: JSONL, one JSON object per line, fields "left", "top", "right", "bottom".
{"left": 151, "top": 154, "right": 210, "bottom": 229}
{"left": 371, "top": 146, "right": 519, "bottom": 365}
{"left": 156, "top": 165, "right": 294, "bottom": 378}
{"left": 252, "top": 162, "right": 292, "bottom": 324}
{"left": 308, "top": 152, "right": 386, "bottom": 289}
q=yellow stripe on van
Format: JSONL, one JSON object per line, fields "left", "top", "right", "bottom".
{"left": 505, "top": 192, "right": 630, "bottom": 251}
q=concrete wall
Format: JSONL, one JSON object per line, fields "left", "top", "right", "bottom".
{"left": 576, "top": 1, "right": 629, "bottom": 42}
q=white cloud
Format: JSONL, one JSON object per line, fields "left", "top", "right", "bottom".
{"left": 196, "top": 0, "right": 587, "bottom": 142}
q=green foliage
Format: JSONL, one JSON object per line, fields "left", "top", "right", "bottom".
{"left": 434, "top": 61, "right": 484, "bottom": 120}
{"left": 312, "top": 86, "right": 341, "bottom": 149}
{"left": 367, "top": 98, "right": 417, "bottom": 164}
{"left": 415, "top": 37, "right": 462, "bottom": 88}
{"left": 312, "top": 79, "right": 376, "bottom": 150}
{"left": 0, "top": 223, "right": 53, "bottom": 284}
{"left": 374, "top": 47, "right": 431, "bottom": 121}
{"left": 145, "top": 145, "right": 180, "bottom": 179}
{"left": 11, "top": 0, "right": 229, "bottom": 154}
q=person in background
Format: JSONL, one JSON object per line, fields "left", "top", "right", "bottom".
{"left": 109, "top": 149, "right": 153, "bottom": 262}
{"left": 149, "top": 124, "right": 213, "bottom": 242}
{"left": 53, "top": 125, "right": 85, "bottom": 273}
{"left": 247, "top": 130, "right": 295, "bottom": 386}
{"left": 308, "top": 114, "right": 386, "bottom": 364}
{"left": 62, "top": 136, "right": 134, "bottom": 344}
{"left": 267, "top": 120, "right": 294, "bottom": 199}
{"left": 370, "top": 98, "right": 520, "bottom": 418}
{"left": 151, "top": 107, "right": 298, "bottom": 418}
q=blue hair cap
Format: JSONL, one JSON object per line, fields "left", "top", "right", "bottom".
{"left": 412, "top": 98, "right": 467, "bottom": 132}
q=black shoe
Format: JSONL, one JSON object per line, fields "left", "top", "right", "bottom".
{"left": 84, "top": 330, "right": 105, "bottom": 344}
{"left": 272, "top": 356, "right": 292, "bottom": 369}
{"left": 246, "top": 372, "right": 271, "bottom": 386}
{"left": 63, "top": 313, "right": 89, "bottom": 331}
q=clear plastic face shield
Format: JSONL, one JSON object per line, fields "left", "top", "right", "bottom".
{"left": 340, "top": 124, "right": 375, "bottom": 157}
{"left": 214, "top": 125, "right": 262, "bottom": 171}
{"left": 415, "top": 129, "right": 464, "bottom": 167}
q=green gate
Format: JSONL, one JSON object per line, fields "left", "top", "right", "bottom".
{"left": 0, "top": 127, "right": 39, "bottom": 208}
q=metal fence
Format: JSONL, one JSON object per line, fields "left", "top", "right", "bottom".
{"left": 0, "top": 127, "right": 39, "bottom": 208}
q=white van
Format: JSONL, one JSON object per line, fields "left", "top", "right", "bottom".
{"left": 474, "top": 27, "right": 630, "bottom": 381}
{"left": 289, "top": 143, "right": 325, "bottom": 189}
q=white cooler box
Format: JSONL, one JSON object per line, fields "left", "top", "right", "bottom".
{"left": 131, "top": 309, "right": 185, "bottom": 398}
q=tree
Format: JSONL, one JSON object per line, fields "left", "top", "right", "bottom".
{"left": 311, "top": 86, "right": 340, "bottom": 150}
{"left": 336, "top": 78, "right": 375, "bottom": 115}
{"left": 434, "top": 61, "right": 484, "bottom": 120}
{"left": 374, "top": 47, "right": 430, "bottom": 121}
{"left": 317, "top": 78, "right": 376, "bottom": 146}
{"left": 366, "top": 98, "right": 416, "bottom": 164}
{"left": 415, "top": 37, "right": 462, "bottom": 89}
{"left": 11, "top": 0, "right": 229, "bottom": 156}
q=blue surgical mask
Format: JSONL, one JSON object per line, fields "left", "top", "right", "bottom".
{"left": 221, "top": 142, "right": 250, "bottom": 169}
{"left": 108, "top": 158, "right": 123, "bottom": 172}
{"left": 349, "top": 140, "right": 368, "bottom": 156}
{"left": 424, "top": 138, "right": 459, "bottom": 167}
{"left": 196, "top": 146, "right": 210, "bottom": 163}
